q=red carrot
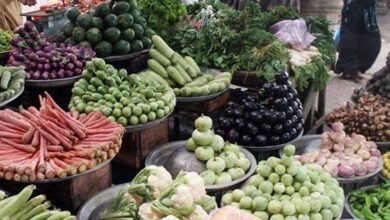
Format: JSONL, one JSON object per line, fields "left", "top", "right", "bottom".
{"left": 75, "top": 149, "right": 95, "bottom": 159}
{"left": 47, "top": 145, "right": 63, "bottom": 152}
{"left": 0, "top": 123, "right": 22, "bottom": 133}
{"left": 13, "top": 173, "right": 21, "bottom": 181}
{"left": 53, "top": 158, "right": 77, "bottom": 175}
{"left": 0, "top": 111, "right": 31, "bottom": 130}
{"left": 31, "top": 131, "right": 40, "bottom": 147}
{"left": 22, "top": 127, "right": 36, "bottom": 144}
{"left": 0, "top": 131, "right": 23, "bottom": 139}
{"left": 27, "top": 106, "right": 40, "bottom": 116}
{"left": 5, "top": 172, "right": 13, "bottom": 180}
{"left": 36, "top": 172, "right": 45, "bottom": 180}
{"left": 44, "top": 161, "right": 56, "bottom": 179}
{"left": 37, "top": 128, "right": 60, "bottom": 145}
{"left": 29, "top": 173, "right": 36, "bottom": 181}
{"left": 0, "top": 120, "right": 26, "bottom": 132}
{"left": 21, "top": 174, "right": 29, "bottom": 182}
{"left": 0, "top": 138, "right": 36, "bottom": 153}
{"left": 49, "top": 159, "right": 67, "bottom": 178}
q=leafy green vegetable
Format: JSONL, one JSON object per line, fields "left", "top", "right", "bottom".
{"left": 292, "top": 56, "right": 330, "bottom": 91}
{"left": 137, "top": 0, "right": 187, "bottom": 36}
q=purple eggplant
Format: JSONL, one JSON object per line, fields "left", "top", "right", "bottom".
{"left": 74, "top": 68, "right": 82, "bottom": 75}
{"left": 24, "top": 21, "right": 36, "bottom": 32}
{"left": 28, "top": 53, "right": 38, "bottom": 61}
{"left": 57, "top": 69, "right": 65, "bottom": 78}
{"left": 51, "top": 62, "right": 58, "bottom": 69}
{"left": 32, "top": 71, "right": 41, "bottom": 80}
{"left": 41, "top": 71, "right": 50, "bottom": 80}
{"left": 25, "top": 72, "right": 32, "bottom": 79}
{"left": 37, "top": 63, "right": 43, "bottom": 70}
{"left": 66, "top": 54, "right": 77, "bottom": 63}
{"left": 75, "top": 61, "right": 83, "bottom": 68}
{"left": 66, "top": 63, "right": 74, "bottom": 70}
{"left": 49, "top": 72, "right": 57, "bottom": 79}
{"left": 65, "top": 70, "right": 74, "bottom": 77}
{"left": 13, "top": 53, "right": 26, "bottom": 61}
{"left": 44, "top": 63, "right": 51, "bottom": 70}
{"left": 43, "top": 46, "right": 53, "bottom": 53}
{"left": 59, "top": 62, "right": 65, "bottom": 69}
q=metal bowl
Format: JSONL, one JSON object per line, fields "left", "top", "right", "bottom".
{"left": 125, "top": 110, "right": 172, "bottom": 133}
{"left": 26, "top": 75, "right": 82, "bottom": 88}
{"left": 103, "top": 50, "right": 149, "bottom": 62}
{"left": 77, "top": 184, "right": 125, "bottom": 220}
{"left": 0, "top": 87, "right": 24, "bottom": 107}
{"left": 176, "top": 88, "right": 229, "bottom": 103}
{"left": 279, "top": 135, "right": 384, "bottom": 184}
{"left": 243, "top": 130, "right": 304, "bottom": 152}
{"left": 345, "top": 185, "right": 378, "bottom": 219}
{"left": 145, "top": 141, "right": 257, "bottom": 192}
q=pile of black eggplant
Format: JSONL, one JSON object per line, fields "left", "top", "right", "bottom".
{"left": 215, "top": 72, "right": 304, "bottom": 147}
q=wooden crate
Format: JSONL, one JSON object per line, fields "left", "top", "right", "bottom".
{"left": 0, "top": 162, "right": 112, "bottom": 213}
{"left": 115, "top": 118, "right": 169, "bottom": 169}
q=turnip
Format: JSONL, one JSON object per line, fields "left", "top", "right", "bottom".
{"left": 242, "top": 185, "right": 257, "bottom": 196}
{"left": 206, "top": 157, "right": 225, "bottom": 173}
{"left": 357, "top": 149, "right": 370, "bottom": 160}
{"left": 331, "top": 122, "right": 344, "bottom": 132}
{"left": 274, "top": 183, "right": 285, "bottom": 194}
{"left": 337, "top": 164, "right": 354, "bottom": 178}
{"left": 200, "top": 170, "right": 216, "bottom": 186}
{"left": 323, "top": 164, "right": 338, "bottom": 177}
{"left": 369, "top": 148, "right": 381, "bottom": 157}
{"left": 210, "top": 135, "right": 224, "bottom": 152}
{"left": 185, "top": 138, "right": 197, "bottom": 151}
{"left": 215, "top": 172, "right": 232, "bottom": 184}
{"left": 259, "top": 181, "right": 274, "bottom": 194}
{"left": 246, "top": 175, "right": 264, "bottom": 187}
{"left": 282, "top": 201, "right": 296, "bottom": 216}
{"left": 195, "top": 147, "right": 214, "bottom": 161}
{"left": 221, "top": 192, "right": 233, "bottom": 205}
{"left": 269, "top": 173, "right": 280, "bottom": 184}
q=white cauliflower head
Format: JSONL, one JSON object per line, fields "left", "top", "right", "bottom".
{"left": 139, "top": 202, "right": 162, "bottom": 220}
{"left": 147, "top": 166, "right": 173, "bottom": 199}
{"left": 160, "top": 215, "right": 180, "bottom": 220}
{"left": 185, "top": 205, "right": 210, "bottom": 220}
{"left": 171, "top": 184, "right": 194, "bottom": 210}
{"left": 180, "top": 172, "right": 206, "bottom": 202}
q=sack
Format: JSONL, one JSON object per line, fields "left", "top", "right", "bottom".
{"left": 271, "top": 18, "right": 316, "bottom": 50}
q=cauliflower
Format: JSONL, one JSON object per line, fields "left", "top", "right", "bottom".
{"left": 160, "top": 215, "right": 180, "bottom": 220}
{"left": 139, "top": 202, "right": 162, "bottom": 220}
{"left": 171, "top": 185, "right": 194, "bottom": 210}
{"left": 175, "top": 172, "right": 206, "bottom": 202}
{"left": 185, "top": 205, "right": 210, "bottom": 220}
{"left": 147, "top": 166, "right": 174, "bottom": 198}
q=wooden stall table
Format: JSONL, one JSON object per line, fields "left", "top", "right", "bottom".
{"left": 0, "top": 161, "right": 112, "bottom": 213}
{"left": 172, "top": 89, "right": 230, "bottom": 140}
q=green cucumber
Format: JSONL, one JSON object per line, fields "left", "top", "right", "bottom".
{"left": 147, "top": 59, "right": 168, "bottom": 78}
{"left": 151, "top": 35, "right": 174, "bottom": 59}
{"left": 0, "top": 71, "right": 11, "bottom": 89}
{"left": 171, "top": 53, "right": 190, "bottom": 70}
{"left": 0, "top": 185, "right": 36, "bottom": 218}
{"left": 144, "top": 71, "right": 169, "bottom": 86}
{"left": 167, "top": 66, "right": 186, "bottom": 86}
{"left": 175, "top": 64, "right": 192, "bottom": 83}
{"left": 149, "top": 49, "right": 171, "bottom": 67}
{"left": 185, "top": 56, "right": 201, "bottom": 76}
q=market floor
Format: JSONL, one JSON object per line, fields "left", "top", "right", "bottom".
{"left": 325, "top": 12, "right": 390, "bottom": 114}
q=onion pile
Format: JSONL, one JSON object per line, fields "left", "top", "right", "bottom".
{"left": 296, "top": 122, "right": 382, "bottom": 179}
{"left": 8, "top": 21, "right": 95, "bottom": 80}
{"left": 326, "top": 93, "right": 390, "bottom": 142}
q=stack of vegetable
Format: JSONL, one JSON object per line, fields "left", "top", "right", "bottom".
{"left": 185, "top": 115, "right": 251, "bottom": 185}
{"left": 8, "top": 21, "right": 95, "bottom": 80}
{"left": 222, "top": 145, "right": 345, "bottom": 220}
{"left": 215, "top": 72, "right": 303, "bottom": 146}
{"left": 326, "top": 92, "right": 390, "bottom": 142}
{"left": 296, "top": 122, "right": 382, "bottom": 179}
{"left": 0, "top": 29, "right": 12, "bottom": 53}
{"left": 0, "top": 185, "right": 76, "bottom": 219}
{"left": 352, "top": 52, "right": 390, "bottom": 100}
{"left": 348, "top": 182, "right": 390, "bottom": 220}
{"left": 100, "top": 166, "right": 217, "bottom": 219}
{"left": 0, "top": 66, "right": 25, "bottom": 103}
{"left": 62, "top": 0, "right": 154, "bottom": 57}
{"left": 144, "top": 35, "right": 232, "bottom": 96}
{"left": 382, "top": 152, "right": 390, "bottom": 179}
{"left": 69, "top": 58, "right": 175, "bottom": 126}
{"left": 0, "top": 93, "right": 124, "bottom": 181}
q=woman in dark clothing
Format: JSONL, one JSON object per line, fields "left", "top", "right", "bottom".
{"left": 335, "top": 0, "right": 381, "bottom": 81}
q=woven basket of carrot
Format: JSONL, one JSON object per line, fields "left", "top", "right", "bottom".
{"left": 0, "top": 92, "right": 125, "bottom": 182}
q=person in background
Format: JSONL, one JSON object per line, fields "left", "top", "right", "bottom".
{"left": 335, "top": 0, "right": 381, "bottom": 82}
{"left": 0, "top": 0, "right": 37, "bottom": 31}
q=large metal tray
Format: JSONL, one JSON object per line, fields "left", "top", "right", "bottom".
{"left": 242, "top": 130, "right": 304, "bottom": 152}
{"left": 26, "top": 75, "right": 82, "bottom": 88}
{"left": 7, "top": 158, "right": 113, "bottom": 184}
{"left": 103, "top": 50, "right": 149, "bottom": 62}
{"left": 78, "top": 184, "right": 125, "bottom": 220}
{"left": 345, "top": 185, "right": 378, "bottom": 220}
{"left": 145, "top": 141, "right": 257, "bottom": 192}
{"left": 0, "top": 87, "right": 24, "bottom": 107}
{"left": 176, "top": 88, "right": 229, "bottom": 103}
{"left": 279, "top": 135, "right": 383, "bottom": 184}
{"left": 125, "top": 110, "right": 172, "bottom": 133}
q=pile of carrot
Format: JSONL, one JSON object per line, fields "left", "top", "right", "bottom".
{"left": 0, "top": 92, "right": 124, "bottom": 181}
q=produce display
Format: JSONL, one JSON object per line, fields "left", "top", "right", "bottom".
{"left": 0, "top": 93, "right": 124, "bottom": 181}
{"left": 0, "top": 30, "right": 12, "bottom": 53}
{"left": 352, "top": 52, "right": 390, "bottom": 100}
{"left": 165, "top": 4, "right": 332, "bottom": 91}
{"left": 143, "top": 35, "right": 232, "bottom": 97}
{"left": 210, "top": 206, "right": 258, "bottom": 220}
{"left": 0, "top": 66, "right": 25, "bottom": 103}
{"left": 0, "top": 185, "right": 76, "bottom": 219}
{"left": 215, "top": 72, "right": 303, "bottom": 146}
{"left": 8, "top": 21, "right": 95, "bottom": 80}
{"left": 185, "top": 115, "right": 251, "bottom": 185}
{"left": 326, "top": 92, "right": 390, "bottom": 142}
{"left": 100, "top": 166, "right": 217, "bottom": 219}
{"left": 61, "top": 0, "right": 154, "bottom": 57}
{"left": 382, "top": 152, "right": 390, "bottom": 179}
{"left": 222, "top": 145, "right": 345, "bottom": 220}
{"left": 348, "top": 182, "right": 390, "bottom": 220}
{"left": 69, "top": 58, "right": 175, "bottom": 126}
{"left": 296, "top": 122, "right": 382, "bottom": 179}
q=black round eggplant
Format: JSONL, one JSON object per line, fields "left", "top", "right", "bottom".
{"left": 283, "top": 119, "right": 293, "bottom": 131}
{"left": 273, "top": 85, "right": 288, "bottom": 97}
{"left": 263, "top": 110, "right": 277, "bottom": 123}
{"left": 285, "top": 107, "right": 294, "bottom": 118}
{"left": 275, "top": 111, "right": 286, "bottom": 123}
{"left": 247, "top": 123, "right": 259, "bottom": 136}
{"left": 289, "top": 128, "right": 298, "bottom": 138}
{"left": 280, "top": 132, "right": 291, "bottom": 143}
{"left": 215, "top": 128, "right": 225, "bottom": 137}
{"left": 274, "top": 98, "right": 288, "bottom": 110}
{"left": 240, "top": 135, "right": 253, "bottom": 146}
{"left": 275, "top": 71, "right": 289, "bottom": 84}
{"left": 269, "top": 136, "right": 280, "bottom": 145}
{"left": 227, "top": 129, "right": 240, "bottom": 142}
{"left": 259, "top": 123, "right": 272, "bottom": 134}
{"left": 234, "top": 118, "right": 246, "bottom": 130}
{"left": 272, "top": 124, "right": 284, "bottom": 135}
{"left": 254, "top": 134, "right": 268, "bottom": 146}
